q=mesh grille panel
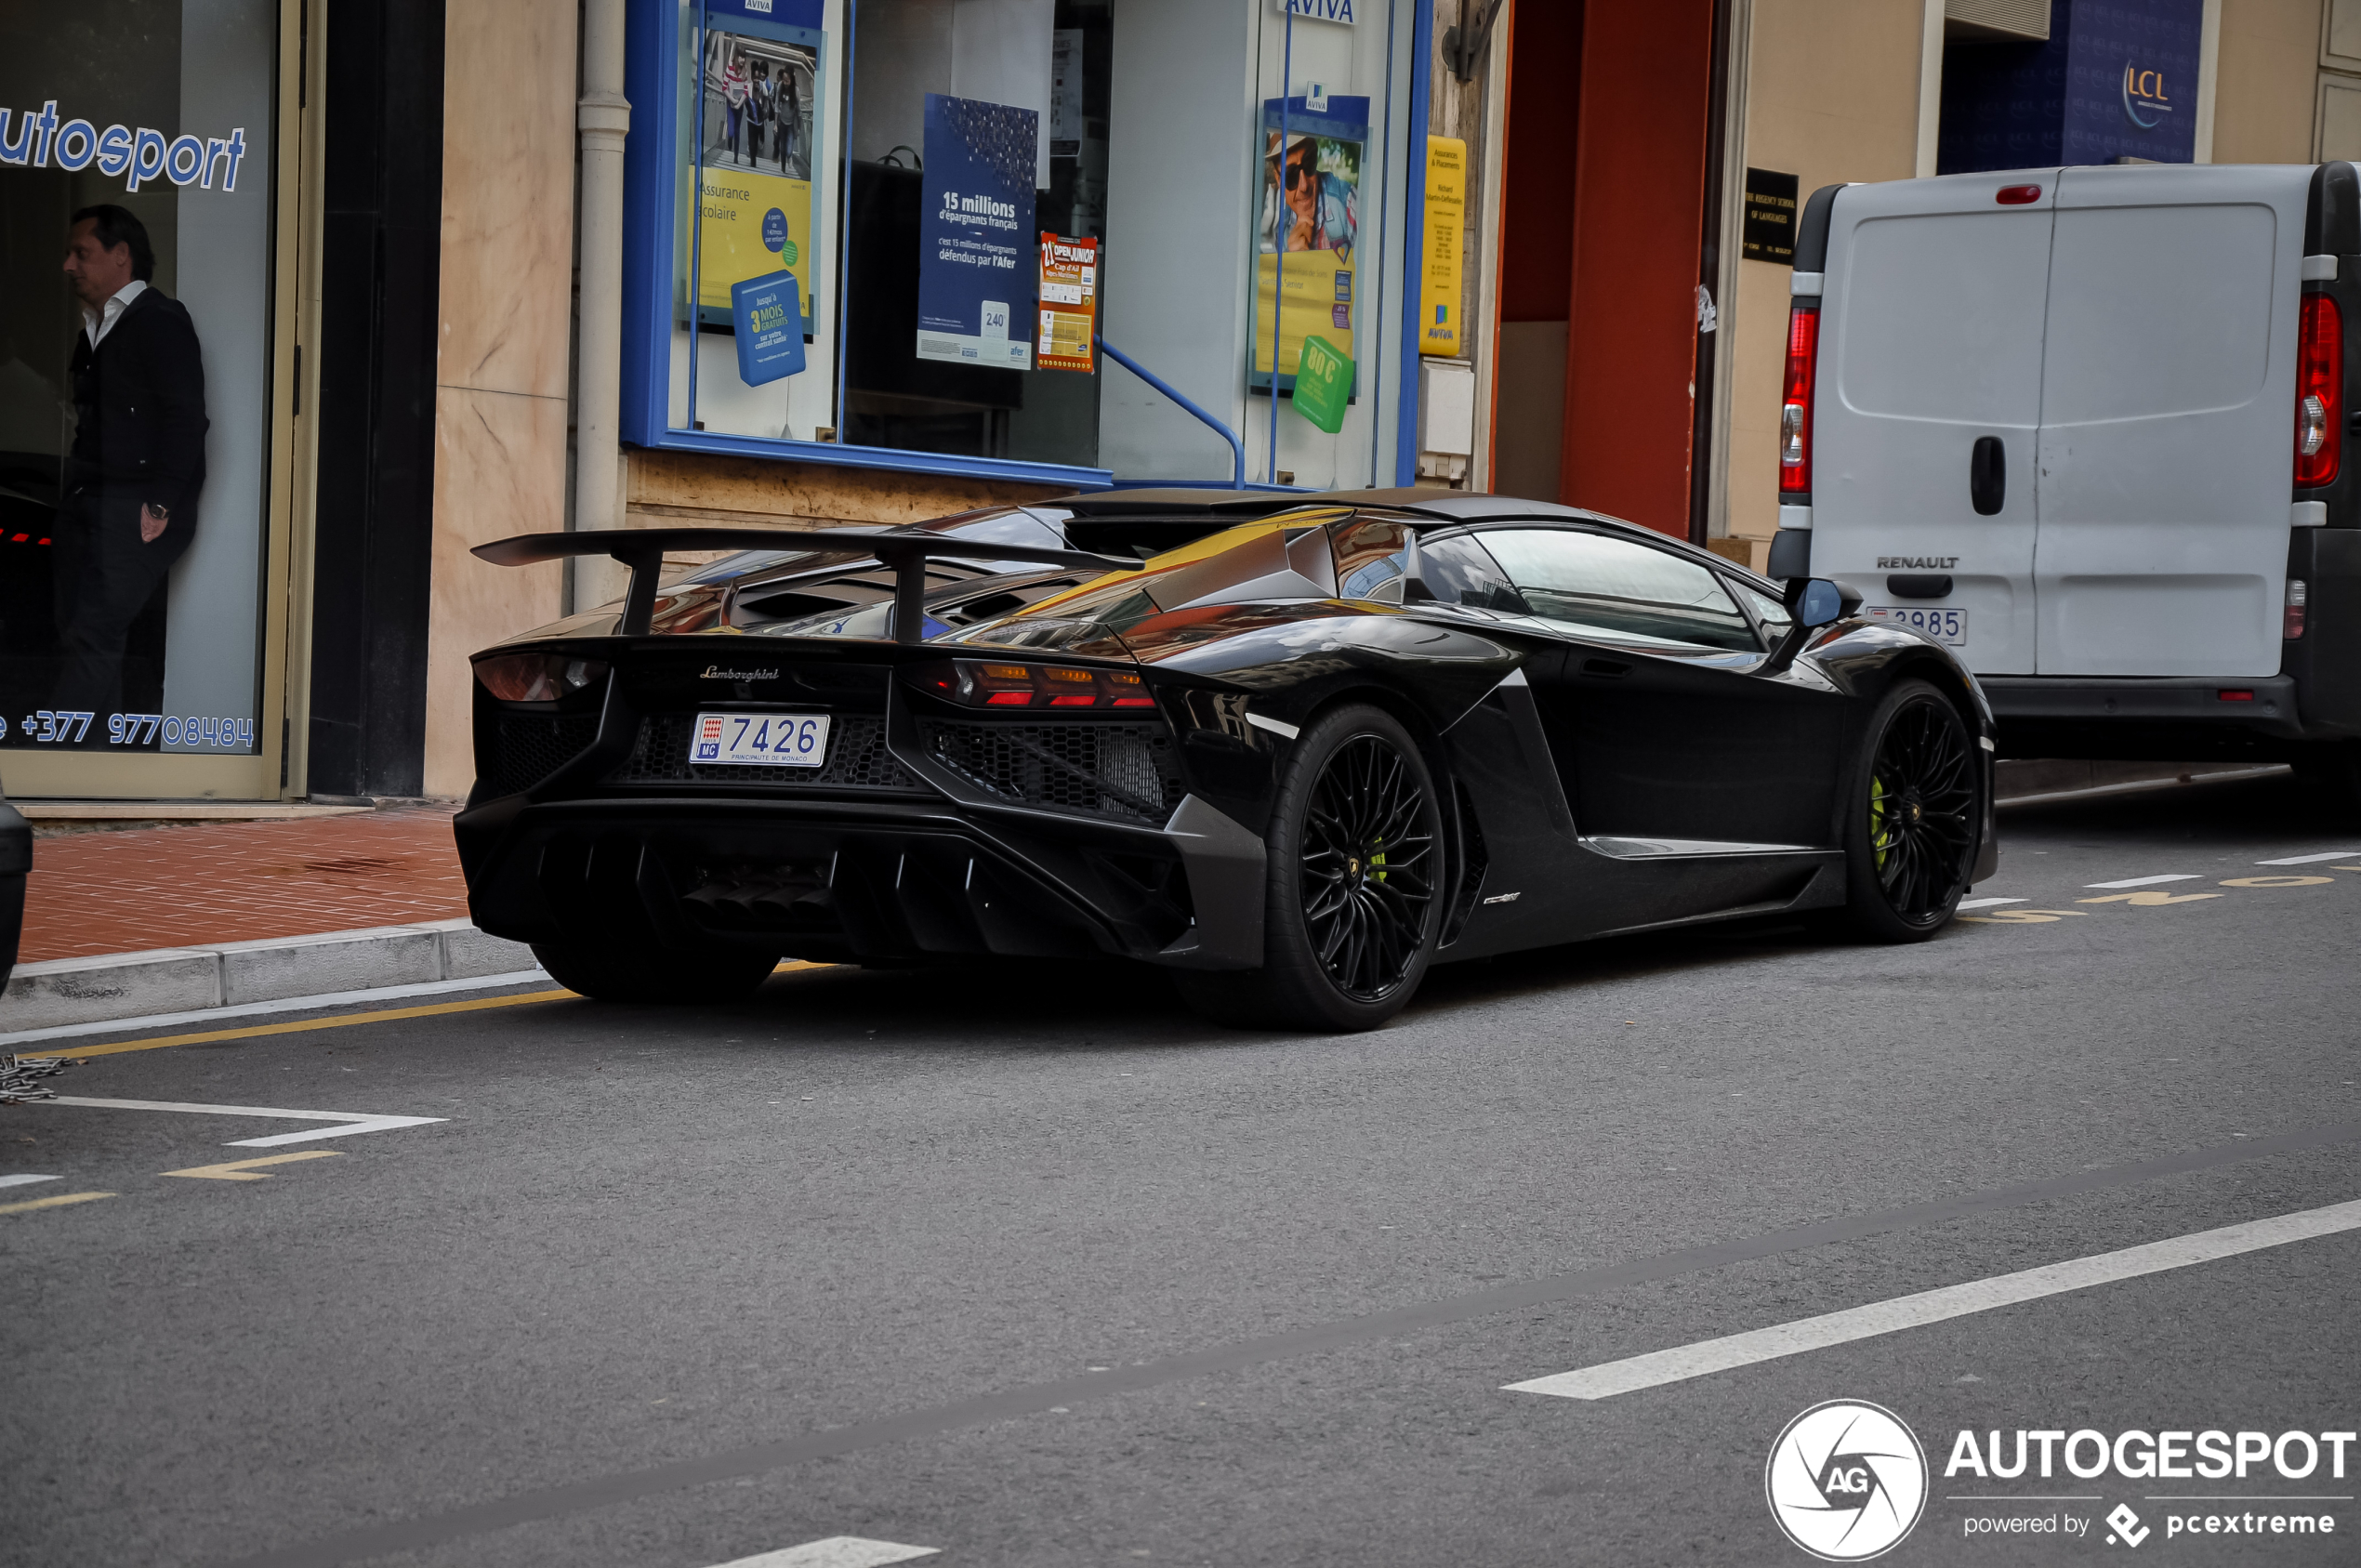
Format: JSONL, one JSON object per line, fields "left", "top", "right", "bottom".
{"left": 920, "top": 718, "right": 1185, "bottom": 824}
{"left": 481, "top": 713, "right": 601, "bottom": 797}
{"left": 610, "top": 712, "right": 926, "bottom": 790}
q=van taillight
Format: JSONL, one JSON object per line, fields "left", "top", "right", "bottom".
{"left": 2286, "top": 578, "right": 2307, "bottom": 640}
{"left": 2294, "top": 294, "right": 2341, "bottom": 489}
{"left": 1779, "top": 305, "right": 1820, "bottom": 495}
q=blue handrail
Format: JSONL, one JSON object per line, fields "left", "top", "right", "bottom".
{"left": 1095, "top": 336, "right": 1246, "bottom": 490}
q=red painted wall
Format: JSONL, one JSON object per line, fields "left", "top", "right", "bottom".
{"left": 1558, "top": 4, "right": 1715, "bottom": 534}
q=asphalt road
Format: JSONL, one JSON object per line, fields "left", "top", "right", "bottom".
{"left": 5, "top": 772, "right": 2358, "bottom": 1568}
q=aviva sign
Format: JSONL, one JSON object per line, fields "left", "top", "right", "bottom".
{"left": 1276, "top": 0, "right": 1358, "bottom": 21}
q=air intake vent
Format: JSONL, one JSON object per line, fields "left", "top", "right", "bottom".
{"left": 920, "top": 719, "right": 1185, "bottom": 824}
{"left": 1946, "top": 0, "right": 2049, "bottom": 42}
{"left": 481, "top": 713, "right": 601, "bottom": 797}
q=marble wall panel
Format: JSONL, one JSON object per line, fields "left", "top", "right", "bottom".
{"left": 438, "top": 0, "right": 581, "bottom": 402}
{"left": 424, "top": 387, "right": 567, "bottom": 798}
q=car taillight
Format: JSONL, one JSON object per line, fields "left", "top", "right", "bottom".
{"left": 474, "top": 653, "right": 609, "bottom": 703}
{"left": 1779, "top": 304, "right": 1820, "bottom": 495}
{"left": 2295, "top": 293, "right": 2341, "bottom": 489}
{"left": 2286, "top": 577, "right": 2307, "bottom": 640}
{"left": 911, "top": 659, "right": 1157, "bottom": 709}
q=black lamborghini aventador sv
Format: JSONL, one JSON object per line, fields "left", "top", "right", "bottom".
{"left": 454, "top": 490, "right": 1998, "bottom": 1030}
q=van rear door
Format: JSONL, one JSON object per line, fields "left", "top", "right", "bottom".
{"left": 1811, "top": 174, "right": 2056, "bottom": 675}
{"left": 2031, "top": 165, "right": 2308, "bottom": 678}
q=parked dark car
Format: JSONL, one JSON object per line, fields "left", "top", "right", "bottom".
{"left": 0, "top": 783, "right": 27, "bottom": 992}
{"left": 455, "top": 492, "right": 1998, "bottom": 1030}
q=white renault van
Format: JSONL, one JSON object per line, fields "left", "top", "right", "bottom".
{"left": 1768, "top": 162, "right": 2361, "bottom": 787}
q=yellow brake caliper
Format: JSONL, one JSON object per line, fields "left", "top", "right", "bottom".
{"left": 1869, "top": 774, "right": 1895, "bottom": 871}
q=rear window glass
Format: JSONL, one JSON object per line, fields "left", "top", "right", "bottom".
{"left": 2042, "top": 202, "right": 2275, "bottom": 424}
{"left": 1837, "top": 210, "right": 2050, "bottom": 424}
{"left": 1415, "top": 533, "right": 1524, "bottom": 612}
{"left": 1333, "top": 518, "right": 1412, "bottom": 602}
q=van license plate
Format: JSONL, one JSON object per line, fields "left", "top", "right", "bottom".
{"left": 692, "top": 711, "right": 830, "bottom": 767}
{"left": 1866, "top": 606, "right": 1967, "bottom": 646}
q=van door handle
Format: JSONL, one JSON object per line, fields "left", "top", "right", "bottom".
{"left": 1971, "top": 436, "right": 2005, "bottom": 516}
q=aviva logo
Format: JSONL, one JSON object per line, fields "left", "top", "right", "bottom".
{"left": 2123, "top": 61, "right": 2173, "bottom": 130}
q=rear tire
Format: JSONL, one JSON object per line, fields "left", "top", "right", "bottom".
{"left": 531, "top": 940, "right": 780, "bottom": 1003}
{"left": 1173, "top": 704, "right": 1444, "bottom": 1031}
{"left": 2296, "top": 743, "right": 2361, "bottom": 817}
{"left": 1839, "top": 679, "right": 1982, "bottom": 942}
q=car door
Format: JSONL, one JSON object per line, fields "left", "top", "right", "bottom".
{"left": 2032, "top": 164, "right": 2310, "bottom": 677}
{"left": 1813, "top": 173, "right": 2056, "bottom": 675}
{"left": 1471, "top": 526, "right": 1843, "bottom": 848}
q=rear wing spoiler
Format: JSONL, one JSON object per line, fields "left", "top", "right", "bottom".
{"left": 472, "top": 527, "right": 1141, "bottom": 640}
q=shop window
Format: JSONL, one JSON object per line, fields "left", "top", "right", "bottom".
{"left": 0, "top": 0, "right": 276, "bottom": 758}
{"left": 838, "top": 0, "right": 1110, "bottom": 468}
{"left": 625, "top": 0, "right": 1413, "bottom": 491}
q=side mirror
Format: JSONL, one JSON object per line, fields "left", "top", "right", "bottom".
{"left": 1793, "top": 578, "right": 1845, "bottom": 628}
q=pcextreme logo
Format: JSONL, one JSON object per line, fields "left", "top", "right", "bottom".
{"left": 1766, "top": 1400, "right": 1930, "bottom": 1561}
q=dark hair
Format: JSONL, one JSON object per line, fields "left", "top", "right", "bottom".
{"left": 72, "top": 204, "right": 154, "bottom": 283}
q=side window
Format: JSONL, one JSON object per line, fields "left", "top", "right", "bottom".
{"left": 1477, "top": 529, "right": 1761, "bottom": 652}
{"left": 1332, "top": 518, "right": 1412, "bottom": 602}
{"left": 1734, "top": 582, "right": 1792, "bottom": 640}
{"left": 1413, "top": 533, "right": 1526, "bottom": 612}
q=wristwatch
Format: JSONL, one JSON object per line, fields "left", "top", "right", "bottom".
{"left": 148, "top": 504, "right": 170, "bottom": 520}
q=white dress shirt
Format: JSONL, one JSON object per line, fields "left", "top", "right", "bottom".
{"left": 81, "top": 278, "right": 149, "bottom": 349}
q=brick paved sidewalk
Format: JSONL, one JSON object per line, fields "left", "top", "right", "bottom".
{"left": 19, "top": 808, "right": 468, "bottom": 963}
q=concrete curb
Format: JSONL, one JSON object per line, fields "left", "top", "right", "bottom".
{"left": 1992, "top": 758, "right": 2276, "bottom": 799}
{"left": 2, "top": 918, "right": 536, "bottom": 1032}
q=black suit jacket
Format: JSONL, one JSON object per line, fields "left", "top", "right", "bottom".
{"left": 67, "top": 287, "right": 209, "bottom": 521}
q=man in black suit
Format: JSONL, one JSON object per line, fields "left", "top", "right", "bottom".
{"left": 55, "top": 204, "right": 207, "bottom": 725}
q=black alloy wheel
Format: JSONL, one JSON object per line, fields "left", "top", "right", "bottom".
{"left": 1174, "top": 703, "right": 1444, "bottom": 1031}
{"left": 1299, "top": 733, "right": 1439, "bottom": 1002}
{"left": 1840, "top": 679, "right": 1980, "bottom": 942}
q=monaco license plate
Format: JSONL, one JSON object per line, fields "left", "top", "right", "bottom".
{"left": 1866, "top": 605, "right": 1968, "bottom": 646}
{"left": 692, "top": 711, "right": 830, "bottom": 767}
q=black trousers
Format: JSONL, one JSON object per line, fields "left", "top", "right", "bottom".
{"left": 52, "top": 494, "right": 192, "bottom": 722}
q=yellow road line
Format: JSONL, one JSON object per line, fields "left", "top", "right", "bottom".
{"left": 27, "top": 989, "right": 579, "bottom": 1060}
{"left": 0, "top": 1191, "right": 115, "bottom": 1216}
{"left": 164, "top": 1151, "right": 345, "bottom": 1181}
{"left": 23, "top": 960, "right": 838, "bottom": 1061}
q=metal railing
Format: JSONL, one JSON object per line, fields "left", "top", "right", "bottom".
{"left": 1095, "top": 336, "right": 1246, "bottom": 490}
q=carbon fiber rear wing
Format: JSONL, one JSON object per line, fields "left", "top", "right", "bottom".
{"left": 472, "top": 527, "right": 1141, "bottom": 641}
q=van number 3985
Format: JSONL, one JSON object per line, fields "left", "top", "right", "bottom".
{"left": 1867, "top": 606, "right": 1967, "bottom": 646}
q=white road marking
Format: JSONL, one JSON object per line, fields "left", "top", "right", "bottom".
{"left": 1956, "top": 897, "right": 2027, "bottom": 910}
{"left": 0, "top": 1173, "right": 59, "bottom": 1189}
{"left": 2084, "top": 874, "right": 2204, "bottom": 889}
{"left": 39, "top": 1097, "right": 445, "bottom": 1147}
{"left": 704, "top": 1539, "right": 940, "bottom": 1568}
{"left": 1503, "top": 1197, "right": 2361, "bottom": 1402}
{"left": 0, "top": 968, "right": 548, "bottom": 1048}
{"left": 2254, "top": 850, "right": 2361, "bottom": 865}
